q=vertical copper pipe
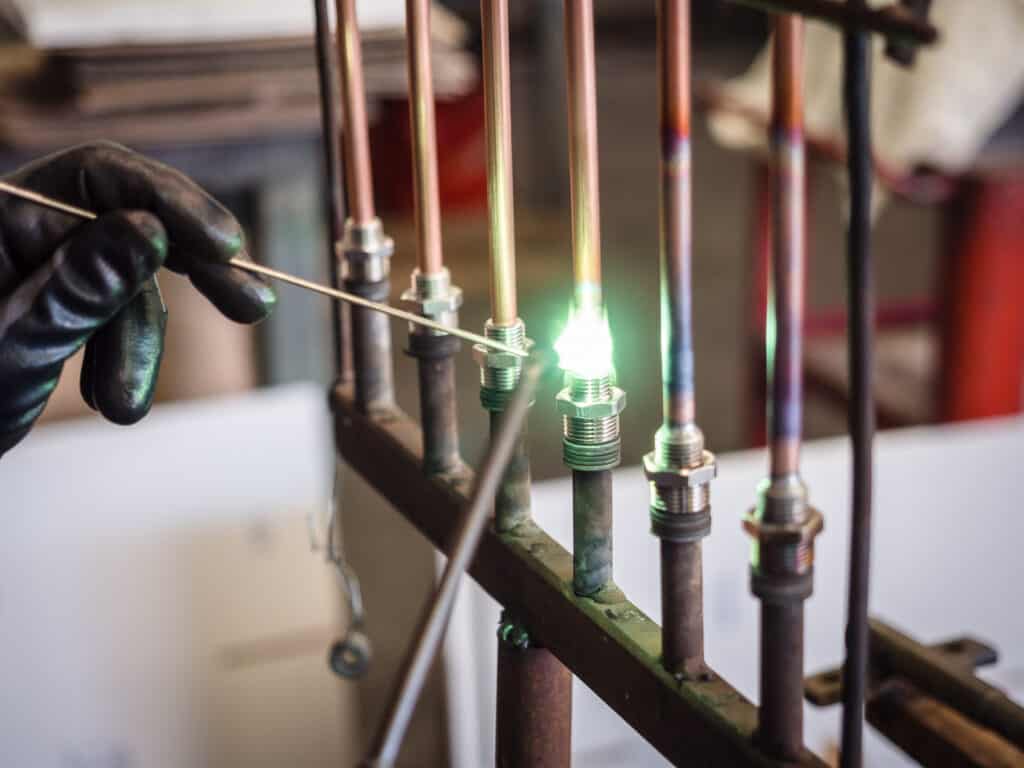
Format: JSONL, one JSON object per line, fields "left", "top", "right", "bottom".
{"left": 335, "top": 0, "right": 376, "bottom": 225}
{"left": 768, "top": 15, "right": 805, "bottom": 480}
{"left": 564, "top": 0, "right": 602, "bottom": 310}
{"left": 658, "top": 0, "right": 694, "bottom": 429}
{"left": 481, "top": 0, "right": 517, "bottom": 326}
{"left": 406, "top": 0, "right": 445, "bottom": 276}
{"left": 313, "top": 0, "right": 352, "bottom": 380}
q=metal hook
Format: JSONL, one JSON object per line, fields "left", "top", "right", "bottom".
{"left": 318, "top": 463, "right": 372, "bottom": 679}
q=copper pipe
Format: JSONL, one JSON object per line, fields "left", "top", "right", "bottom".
{"left": 658, "top": 0, "right": 694, "bottom": 427}
{"left": 481, "top": 0, "right": 518, "bottom": 325}
{"left": 405, "top": 0, "right": 445, "bottom": 275}
{"left": 768, "top": 15, "right": 805, "bottom": 479}
{"left": 335, "top": 0, "right": 376, "bottom": 225}
{"left": 564, "top": 0, "right": 602, "bottom": 310}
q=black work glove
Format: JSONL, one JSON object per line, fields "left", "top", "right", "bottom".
{"left": 0, "top": 141, "right": 277, "bottom": 457}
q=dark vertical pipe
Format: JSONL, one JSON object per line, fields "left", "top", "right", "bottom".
{"left": 496, "top": 636, "right": 573, "bottom": 768}
{"left": 491, "top": 411, "right": 531, "bottom": 533}
{"left": 839, "top": 8, "right": 875, "bottom": 767}
{"left": 760, "top": 602, "right": 806, "bottom": 760}
{"left": 572, "top": 469, "right": 613, "bottom": 597}
{"left": 661, "top": 540, "right": 703, "bottom": 677}
{"left": 312, "top": 0, "right": 351, "bottom": 381}
{"left": 411, "top": 336, "right": 462, "bottom": 475}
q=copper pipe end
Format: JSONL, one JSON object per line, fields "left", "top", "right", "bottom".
{"left": 564, "top": 0, "right": 602, "bottom": 307}
{"left": 406, "top": 0, "right": 445, "bottom": 276}
{"left": 335, "top": 0, "right": 377, "bottom": 225}
{"left": 481, "top": 0, "right": 518, "bottom": 325}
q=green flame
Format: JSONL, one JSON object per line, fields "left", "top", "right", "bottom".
{"left": 554, "top": 304, "right": 615, "bottom": 378}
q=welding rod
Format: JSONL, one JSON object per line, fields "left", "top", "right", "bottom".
{"left": 0, "top": 181, "right": 526, "bottom": 359}
{"left": 363, "top": 353, "right": 547, "bottom": 768}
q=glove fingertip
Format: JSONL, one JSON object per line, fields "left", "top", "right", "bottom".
{"left": 80, "top": 338, "right": 98, "bottom": 411}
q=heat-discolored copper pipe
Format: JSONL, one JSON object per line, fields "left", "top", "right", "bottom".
{"left": 405, "top": 0, "right": 445, "bottom": 276}
{"left": 481, "top": 0, "right": 517, "bottom": 326}
{"left": 659, "top": 0, "right": 694, "bottom": 430}
{"left": 564, "top": 0, "right": 602, "bottom": 311}
{"left": 768, "top": 15, "right": 805, "bottom": 480}
{"left": 335, "top": 0, "right": 376, "bottom": 225}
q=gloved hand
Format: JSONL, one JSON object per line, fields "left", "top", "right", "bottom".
{"left": 0, "top": 141, "right": 277, "bottom": 457}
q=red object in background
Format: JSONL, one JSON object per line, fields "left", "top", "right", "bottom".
{"left": 748, "top": 164, "right": 1024, "bottom": 445}
{"left": 369, "top": 85, "right": 488, "bottom": 215}
{"left": 940, "top": 177, "right": 1024, "bottom": 422}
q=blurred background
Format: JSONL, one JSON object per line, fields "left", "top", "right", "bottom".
{"left": 2, "top": 0, "right": 1024, "bottom": 766}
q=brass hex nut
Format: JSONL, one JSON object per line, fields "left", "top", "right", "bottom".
{"left": 642, "top": 450, "right": 717, "bottom": 487}
{"left": 555, "top": 386, "right": 626, "bottom": 419}
{"left": 472, "top": 343, "right": 527, "bottom": 371}
{"left": 400, "top": 284, "right": 464, "bottom": 320}
{"left": 741, "top": 507, "right": 824, "bottom": 545}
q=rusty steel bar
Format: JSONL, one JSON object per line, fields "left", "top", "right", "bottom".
{"left": 728, "top": 0, "right": 938, "bottom": 44}
{"left": 335, "top": 0, "right": 376, "bottom": 225}
{"left": 312, "top": 0, "right": 351, "bottom": 380}
{"left": 481, "top": 0, "right": 517, "bottom": 326}
{"left": 564, "top": 0, "right": 602, "bottom": 310}
{"left": 410, "top": 334, "right": 463, "bottom": 474}
{"left": 839, "top": 6, "right": 875, "bottom": 766}
{"left": 660, "top": 539, "right": 704, "bottom": 677}
{"left": 572, "top": 469, "right": 613, "bottom": 596}
{"left": 331, "top": 386, "right": 830, "bottom": 768}
{"left": 760, "top": 601, "right": 806, "bottom": 760}
{"left": 405, "top": 0, "right": 444, "bottom": 276}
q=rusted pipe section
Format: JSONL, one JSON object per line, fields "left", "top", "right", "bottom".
{"left": 572, "top": 469, "right": 613, "bottom": 596}
{"left": 495, "top": 614, "right": 573, "bottom": 768}
{"left": 645, "top": 0, "right": 717, "bottom": 681}
{"left": 564, "top": 0, "right": 602, "bottom": 311}
{"left": 312, "top": 0, "right": 352, "bottom": 381}
{"left": 333, "top": 0, "right": 395, "bottom": 411}
{"left": 405, "top": 0, "right": 444, "bottom": 277}
{"left": 742, "top": 16, "right": 823, "bottom": 763}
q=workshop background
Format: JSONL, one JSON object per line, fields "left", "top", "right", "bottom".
{"left": 2, "top": 1, "right": 1023, "bottom": 766}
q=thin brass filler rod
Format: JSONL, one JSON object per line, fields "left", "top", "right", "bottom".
{"left": 480, "top": 0, "right": 517, "bottom": 326}
{"left": 405, "top": 0, "right": 444, "bottom": 276}
{"left": 364, "top": 354, "right": 547, "bottom": 768}
{"left": 335, "top": 0, "right": 376, "bottom": 225}
{"left": 313, "top": 0, "right": 352, "bottom": 380}
{"left": 564, "top": 0, "right": 602, "bottom": 310}
{"left": 839, "top": 3, "right": 875, "bottom": 765}
{"left": 0, "top": 181, "right": 526, "bottom": 359}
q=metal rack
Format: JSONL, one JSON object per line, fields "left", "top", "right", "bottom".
{"left": 305, "top": 2, "right": 1024, "bottom": 767}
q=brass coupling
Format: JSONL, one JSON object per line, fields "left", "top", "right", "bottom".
{"left": 339, "top": 217, "right": 393, "bottom": 284}
{"left": 742, "top": 475, "right": 824, "bottom": 603}
{"left": 556, "top": 373, "right": 626, "bottom": 472}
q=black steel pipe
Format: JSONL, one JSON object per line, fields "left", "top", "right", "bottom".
{"left": 572, "top": 470, "right": 613, "bottom": 597}
{"left": 760, "top": 601, "right": 805, "bottom": 761}
{"left": 839, "top": 13, "right": 875, "bottom": 768}
{"left": 312, "top": 0, "right": 352, "bottom": 381}
{"left": 661, "top": 540, "right": 704, "bottom": 679}
{"left": 409, "top": 334, "right": 462, "bottom": 475}
{"left": 344, "top": 278, "right": 395, "bottom": 412}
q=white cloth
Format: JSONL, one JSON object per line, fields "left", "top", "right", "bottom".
{"left": 710, "top": 0, "right": 1024, "bottom": 176}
